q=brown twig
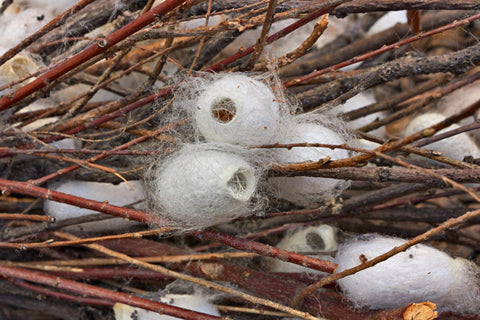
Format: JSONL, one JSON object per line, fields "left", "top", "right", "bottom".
{"left": 243, "top": 0, "right": 278, "bottom": 70}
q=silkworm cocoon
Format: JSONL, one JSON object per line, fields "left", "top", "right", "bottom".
{"left": 335, "top": 234, "right": 480, "bottom": 313}
{"left": 338, "top": 91, "right": 386, "bottom": 137}
{"left": 404, "top": 112, "right": 480, "bottom": 160}
{"left": 195, "top": 74, "right": 281, "bottom": 145}
{"left": 0, "top": 9, "right": 51, "bottom": 53}
{"left": 270, "top": 123, "right": 349, "bottom": 206}
{"left": 44, "top": 180, "right": 146, "bottom": 220}
{"left": 113, "top": 294, "right": 220, "bottom": 320}
{"left": 271, "top": 225, "right": 337, "bottom": 274}
{"left": 16, "top": 0, "right": 79, "bottom": 15}
{"left": 367, "top": 10, "right": 407, "bottom": 35}
{"left": 152, "top": 144, "right": 257, "bottom": 227}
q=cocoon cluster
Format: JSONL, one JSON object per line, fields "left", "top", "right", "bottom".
{"left": 404, "top": 112, "right": 480, "bottom": 161}
{"left": 271, "top": 225, "right": 336, "bottom": 274}
{"left": 270, "top": 122, "right": 350, "bottom": 206}
{"left": 113, "top": 293, "right": 220, "bottom": 320}
{"left": 335, "top": 234, "right": 480, "bottom": 313}
{"left": 150, "top": 144, "right": 257, "bottom": 228}
{"left": 150, "top": 72, "right": 352, "bottom": 228}
{"left": 195, "top": 74, "right": 281, "bottom": 145}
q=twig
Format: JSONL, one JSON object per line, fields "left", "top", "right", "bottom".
{"left": 0, "top": 213, "right": 54, "bottom": 222}
{"left": 243, "top": 0, "right": 278, "bottom": 70}
{"left": 193, "top": 229, "right": 338, "bottom": 273}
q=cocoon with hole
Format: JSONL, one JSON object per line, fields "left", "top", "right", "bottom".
{"left": 404, "top": 112, "right": 480, "bottom": 161}
{"left": 270, "top": 123, "right": 349, "bottom": 206}
{"left": 195, "top": 74, "right": 281, "bottom": 145}
{"left": 271, "top": 225, "right": 336, "bottom": 274}
{"left": 335, "top": 234, "right": 480, "bottom": 313}
{"left": 152, "top": 144, "right": 257, "bottom": 227}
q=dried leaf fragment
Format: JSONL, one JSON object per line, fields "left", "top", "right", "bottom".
{"left": 403, "top": 301, "right": 438, "bottom": 320}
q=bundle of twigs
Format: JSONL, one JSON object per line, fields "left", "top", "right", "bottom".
{"left": 0, "top": 0, "right": 480, "bottom": 319}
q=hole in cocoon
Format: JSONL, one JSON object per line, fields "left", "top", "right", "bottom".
{"left": 227, "top": 168, "right": 250, "bottom": 198}
{"left": 211, "top": 97, "right": 236, "bottom": 123}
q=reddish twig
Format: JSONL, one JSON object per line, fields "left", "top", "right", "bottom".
{"left": 0, "top": 178, "right": 163, "bottom": 225}
{"left": 0, "top": 213, "right": 54, "bottom": 222}
{"left": 0, "top": 0, "right": 186, "bottom": 112}
{"left": 0, "top": 265, "right": 223, "bottom": 320}
{"left": 193, "top": 229, "right": 338, "bottom": 273}
{"left": 204, "top": 0, "right": 347, "bottom": 72}
{"left": 11, "top": 278, "right": 114, "bottom": 307}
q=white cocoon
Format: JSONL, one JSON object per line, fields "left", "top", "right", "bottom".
{"left": 195, "top": 74, "right": 281, "bottom": 145}
{"left": 44, "top": 180, "right": 146, "bottom": 220}
{"left": 338, "top": 91, "right": 386, "bottom": 137}
{"left": 0, "top": 9, "right": 51, "bottom": 53}
{"left": 16, "top": 0, "right": 78, "bottom": 15}
{"left": 270, "top": 123, "right": 349, "bottom": 206}
{"left": 271, "top": 225, "right": 336, "bottom": 274}
{"left": 335, "top": 234, "right": 480, "bottom": 313}
{"left": 152, "top": 144, "right": 257, "bottom": 227}
{"left": 367, "top": 11, "right": 407, "bottom": 35}
{"left": 113, "top": 294, "right": 220, "bottom": 320}
{"left": 404, "top": 112, "right": 480, "bottom": 160}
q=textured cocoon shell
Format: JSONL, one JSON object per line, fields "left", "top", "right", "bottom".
{"left": 335, "top": 234, "right": 480, "bottom": 313}
{"left": 270, "top": 123, "right": 349, "bottom": 206}
{"left": 404, "top": 112, "right": 480, "bottom": 160}
{"left": 195, "top": 74, "right": 281, "bottom": 145}
{"left": 271, "top": 225, "right": 336, "bottom": 274}
{"left": 152, "top": 144, "right": 257, "bottom": 227}
{"left": 113, "top": 294, "right": 220, "bottom": 320}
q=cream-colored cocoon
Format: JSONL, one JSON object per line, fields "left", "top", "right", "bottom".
{"left": 271, "top": 225, "right": 336, "bottom": 274}
{"left": 404, "top": 112, "right": 480, "bottom": 160}
{"left": 270, "top": 123, "right": 349, "bottom": 206}
{"left": 335, "top": 234, "right": 480, "bottom": 313}
{"left": 195, "top": 74, "right": 281, "bottom": 145}
{"left": 152, "top": 144, "right": 257, "bottom": 227}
